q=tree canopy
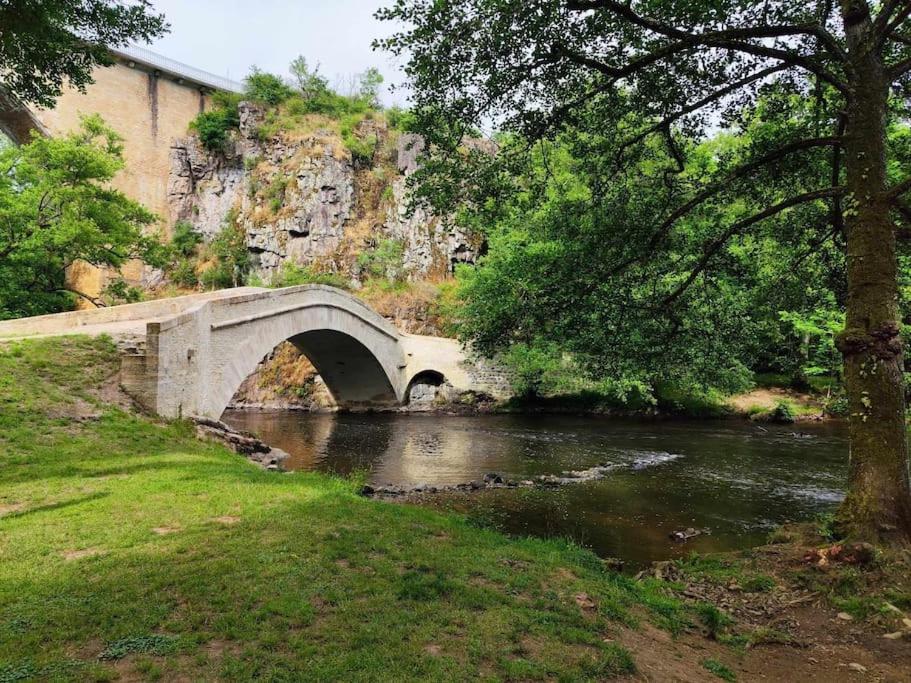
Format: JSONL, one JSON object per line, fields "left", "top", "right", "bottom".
{"left": 378, "top": 0, "right": 911, "bottom": 542}
{"left": 0, "top": 0, "right": 168, "bottom": 108}
{"left": 0, "top": 116, "right": 163, "bottom": 318}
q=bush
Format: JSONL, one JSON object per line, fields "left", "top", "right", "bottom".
{"left": 245, "top": 67, "right": 294, "bottom": 105}
{"left": 200, "top": 221, "right": 250, "bottom": 289}
{"left": 170, "top": 259, "right": 198, "bottom": 288}
{"left": 356, "top": 239, "right": 404, "bottom": 280}
{"left": 769, "top": 400, "right": 796, "bottom": 423}
{"left": 264, "top": 177, "right": 289, "bottom": 214}
{"left": 170, "top": 221, "right": 202, "bottom": 257}
{"left": 211, "top": 90, "right": 243, "bottom": 111}
{"left": 386, "top": 106, "right": 417, "bottom": 132}
{"left": 190, "top": 107, "right": 239, "bottom": 151}
{"left": 270, "top": 263, "right": 349, "bottom": 289}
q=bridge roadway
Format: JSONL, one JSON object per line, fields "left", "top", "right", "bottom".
{"left": 0, "top": 286, "right": 509, "bottom": 418}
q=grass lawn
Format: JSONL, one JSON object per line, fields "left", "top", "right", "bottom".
{"left": 0, "top": 337, "right": 690, "bottom": 682}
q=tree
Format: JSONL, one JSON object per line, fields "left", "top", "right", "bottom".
{"left": 377, "top": 0, "right": 911, "bottom": 543}
{"left": 0, "top": 115, "right": 162, "bottom": 318}
{"left": 289, "top": 55, "right": 330, "bottom": 100}
{"left": 0, "top": 0, "right": 168, "bottom": 108}
{"left": 358, "top": 67, "right": 385, "bottom": 108}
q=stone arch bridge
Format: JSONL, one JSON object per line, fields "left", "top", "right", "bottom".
{"left": 0, "top": 286, "right": 510, "bottom": 418}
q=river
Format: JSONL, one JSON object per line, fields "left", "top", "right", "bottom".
{"left": 223, "top": 411, "right": 848, "bottom": 569}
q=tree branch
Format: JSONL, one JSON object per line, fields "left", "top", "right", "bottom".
{"left": 553, "top": 28, "right": 848, "bottom": 95}
{"left": 565, "top": 0, "right": 847, "bottom": 61}
{"left": 663, "top": 186, "right": 845, "bottom": 306}
{"left": 610, "top": 136, "right": 844, "bottom": 275}
{"left": 56, "top": 286, "right": 106, "bottom": 308}
{"left": 885, "top": 174, "right": 911, "bottom": 200}
{"left": 874, "top": 0, "right": 911, "bottom": 47}
{"left": 889, "top": 55, "right": 911, "bottom": 78}
{"left": 612, "top": 64, "right": 788, "bottom": 164}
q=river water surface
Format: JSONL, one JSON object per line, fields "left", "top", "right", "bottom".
{"left": 223, "top": 411, "right": 848, "bottom": 569}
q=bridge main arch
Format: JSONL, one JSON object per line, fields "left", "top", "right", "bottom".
{"left": 206, "top": 292, "right": 406, "bottom": 417}
{"left": 144, "top": 286, "right": 409, "bottom": 418}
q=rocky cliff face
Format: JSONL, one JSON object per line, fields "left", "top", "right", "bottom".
{"left": 167, "top": 103, "right": 482, "bottom": 285}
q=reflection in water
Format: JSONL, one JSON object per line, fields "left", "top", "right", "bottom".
{"left": 223, "top": 411, "right": 848, "bottom": 568}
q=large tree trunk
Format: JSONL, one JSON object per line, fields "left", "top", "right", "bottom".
{"left": 836, "top": 1, "right": 911, "bottom": 543}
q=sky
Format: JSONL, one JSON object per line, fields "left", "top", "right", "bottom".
{"left": 145, "top": 0, "right": 408, "bottom": 106}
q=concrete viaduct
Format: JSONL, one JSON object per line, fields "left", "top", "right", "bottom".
{"left": 0, "top": 286, "right": 509, "bottom": 419}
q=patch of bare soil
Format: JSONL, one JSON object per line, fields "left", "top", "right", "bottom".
{"left": 0, "top": 502, "right": 25, "bottom": 517}
{"left": 151, "top": 526, "right": 182, "bottom": 535}
{"left": 97, "top": 370, "right": 138, "bottom": 412}
{"left": 625, "top": 530, "right": 911, "bottom": 682}
{"left": 211, "top": 515, "right": 241, "bottom": 525}
{"left": 62, "top": 548, "right": 105, "bottom": 561}
{"left": 46, "top": 397, "right": 102, "bottom": 422}
{"left": 727, "top": 387, "right": 824, "bottom": 420}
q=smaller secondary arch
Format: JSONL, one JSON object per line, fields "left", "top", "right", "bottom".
{"left": 405, "top": 369, "right": 450, "bottom": 407}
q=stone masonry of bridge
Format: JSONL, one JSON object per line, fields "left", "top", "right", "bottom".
{"left": 0, "top": 286, "right": 511, "bottom": 418}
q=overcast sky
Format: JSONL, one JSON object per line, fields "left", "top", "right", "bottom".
{"left": 145, "top": 0, "right": 408, "bottom": 105}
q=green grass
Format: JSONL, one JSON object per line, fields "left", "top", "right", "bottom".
{"left": 0, "top": 336, "right": 689, "bottom": 681}
{"left": 702, "top": 658, "right": 737, "bottom": 681}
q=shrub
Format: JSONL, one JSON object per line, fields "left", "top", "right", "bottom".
{"left": 170, "top": 259, "right": 198, "bottom": 288}
{"left": 769, "top": 400, "right": 796, "bottom": 423}
{"left": 245, "top": 67, "right": 294, "bottom": 105}
{"left": 200, "top": 221, "right": 250, "bottom": 289}
{"left": 271, "top": 263, "right": 349, "bottom": 289}
{"left": 211, "top": 90, "right": 243, "bottom": 111}
{"left": 386, "top": 106, "right": 417, "bottom": 132}
{"left": 356, "top": 239, "right": 404, "bottom": 280}
{"left": 343, "top": 133, "right": 377, "bottom": 165}
{"left": 265, "top": 177, "right": 288, "bottom": 214}
{"left": 190, "top": 107, "right": 239, "bottom": 151}
{"left": 170, "top": 221, "right": 202, "bottom": 257}
{"left": 695, "top": 603, "right": 732, "bottom": 639}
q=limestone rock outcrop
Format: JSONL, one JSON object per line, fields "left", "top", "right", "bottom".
{"left": 166, "top": 104, "right": 484, "bottom": 284}
{"left": 168, "top": 135, "right": 245, "bottom": 240}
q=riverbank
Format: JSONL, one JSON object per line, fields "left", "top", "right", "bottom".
{"left": 1, "top": 337, "right": 905, "bottom": 681}
{"left": 499, "top": 382, "right": 832, "bottom": 423}
{"left": 0, "top": 336, "right": 683, "bottom": 680}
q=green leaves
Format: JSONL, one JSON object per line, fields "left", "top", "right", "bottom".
{"left": 0, "top": 116, "right": 157, "bottom": 318}
{"left": 0, "top": 0, "right": 168, "bottom": 109}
